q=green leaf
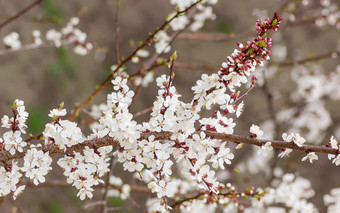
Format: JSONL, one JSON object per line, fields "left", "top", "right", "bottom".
{"left": 27, "top": 107, "right": 49, "bottom": 135}
{"left": 259, "top": 40, "right": 266, "bottom": 48}
{"left": 42, "top": 0, "right": 64, "bottom": 25}
{"left": 40, "top": 200, "right": 63, "bottom": 213}
{"left": 272, "top": 19, "right": 278, "bottom": 26}
{"left": 108, "top": 197, "right": 129, "bottom": 213}
{"left": 12, "top": 101, "right": 17, "bottom": 109}
{"left": 218, "top": 22, "right": 234, "bottom": 34}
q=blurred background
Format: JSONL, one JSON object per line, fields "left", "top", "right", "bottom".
{"left": 0, "top": 0, "right": 339, "bottom": 212}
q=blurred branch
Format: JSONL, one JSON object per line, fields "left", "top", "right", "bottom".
{"left": 114, "top": 0, "right": 121, "bottom": 64}
{"left": 100, "top": 157, "right": 116, "bottom": 213}
{"left": 0, "top": 40, "right": 74, "bottom": 56}
{"left": 275, "top": 51, "right": 339, "bottom": 67}
{"left": 0, "top": 14, "right": 56, "bottom": 24}
{"left": 177, "top": 30, "right": 254, "bottom": 41}
{"left": 0, "top": 0, "right": 44, "bottom": 31}
{"left": 100, "top": 1, "right": 121, "bottom": 211}
{"left": 155, "top": 50, "right": 339, "bottom": 73}
{"left": 24, "top": 180, "right": 151, "bottom": 193}
{"left": 133, "top": 106, "right": 153, "bottom": 118}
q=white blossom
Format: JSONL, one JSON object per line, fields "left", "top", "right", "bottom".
{"left": 301, "top": 152, "right": 318, "bottom": 163}
{"left": 257, "top": 142, "right": 273, "bottom": 157}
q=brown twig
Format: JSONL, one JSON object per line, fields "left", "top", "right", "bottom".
{"left": 24, "top": 180, "right": 151, "bottom": 193}
{"left": 100, "top": 156, "right": 115, "bottom": 213}
{"left": 1, "top": 130, "right": 338, "bottom": 163}
{"left": 114, "top": 0, "right": 121, "bottom": 64}
{"left": 177, "top": 30, "right": 254, "bottom": 41}
{"left": 171, "top": 192, "right": 204, "bottom": 208}
{"left": 67, "top": 1, "right": 202, "bottom": 121}
{"left": 133, "top": 106, "right": 153, "bottom": 118}
{"left": 234, "top": 83, "right": 257, "bottom": 104}
{"left": 155, "top": 50, "right": 339, "bottom": 74}
{"left": 276, "top": 51, "right": 339, "bottom": 67}
{"left": 0, "top": 0, "right": 44, "bottom": 31}
{"left": 0, "top": 39, "right": 75, "bottom": 56}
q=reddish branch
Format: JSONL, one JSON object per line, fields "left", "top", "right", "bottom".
{"left": 276, "top": 51, "right": 339, "bottom": 67}
{"left": 1, "top": 130, "right": 337, "bottom": 163}
{"left": 158, "top": 50, "right": 339, "bottom": 73}
{"left": 0, "top": 0, "right": 44, "bottom": 31}
{"left": 67, "top": 1, "right": 202, "bottom": 121}
{"left": 177, "top": 31, "right": 254, "bottom": 41}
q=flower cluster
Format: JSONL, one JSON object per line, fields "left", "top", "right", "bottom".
{"left": 1, "top": 99, "right": 28, "bottom": 155}
{"left": 3, "top": 32, "right": 21, "bottom": 50}
{"left": 107, "top": 176, "right": 131, "bottom": 200}
{"left": 327, "top": 136, "right": 340, "bottom": 166}
{"left": 324, "top": 187, "right": 340, "bottom": 213}
{"left": 153, "top": 0, "right": 218, "bottom": 54}
{"left": 1, "top": 0, "right": 340, "bottom": 211}
{"left": 249, "top": 172, "right": 317, "bottom": 213}
{"left": 57, "top": 146, "right": 112, "bottom": 200}
{"left": 2, "top": 17, "right": 93, "bottom": 56}
{"left": 22, "top": 148, "right": 52, "bottom": 185}
{"left": 43, "top": 108, "right": 84, "bottom": 151}
{"left": 218, "top": 12, "right": 281, "bottom": 91}
{"left": 0, "top": 162, "right": 23, "bottom": 198}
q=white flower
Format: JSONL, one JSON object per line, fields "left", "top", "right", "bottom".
{"left": 48, "top": 108, "right": 67, "bottom": 118}
{"left": 136, "top": 49, "right": 149, "bottom": 58}
{"left": 1, "top": 115, "right": 12, "bottom": 129}
{"left": 74, "top": 45, "right": 88, "bottom": 55}
{"left": 168, "top": 12, "right": 189, "bottom": 31}
{"left": 46, "top": 29, "right": 62, "bottom": 47}
{"left": 282, "top": 132, "right": 293, "bottom": 142}
{"left": 21, "top": 148, "right": 52, "bottom": 185}
{"left": 120, "top": 184, "right": 131, "bottom": 200}
{"left": 209, "top": 142, "right": 234, "bottom": 169}
{"left": 3, "top": 131, "right": 26, "bottom": 155}
{"left": 257, "top": 142, "right": 273, "bottom": 157}
{"left": 3, "top": 32, "right": 21, "bottom": 50}
{"left": 292, "top": 133, "right": 306, "bottom": 147}
{"left": 112, "top": 76, "right": 129, "bottom": 92}
{"left": 236, "top": 101, "right": 244, "bottom": 118}
{"left": 43, "top": 120, "right": 84, "bottom": 151}
{"left": 332, "top": 155, "right": 340, "bottom": 166}
{"left": 32, "top": 30, "right": 43, "bottom": 45}
{"left": 301, "top": 152, "right": 318, "bottom": 163}
{"left": 250, "top": 124, "right": 264, "bottom": 138}
{"left": 278, "top": 148, "right": 292, "bottom": 158}
{"left": 77, "top": 187, "right": 94, "bottom": 200}
{"left": 154, "top": 31, "right": 171, "bottom": 54}
{"left": 13, "top": 185, "right": 25, "bottom": 200}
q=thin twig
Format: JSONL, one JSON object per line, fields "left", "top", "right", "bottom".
{"left": 0, "top": 40, "right": 75, "bottom": 56}
{"left": 24, "top": 180, "right": 151, "bottom": 193}
{"left": 234, "top": 83, "right": 257, "bottom": 104}
{"left": 133, "top": 106, "right": 153, "bottom": 118}
{"left": 276, "top": 51, "right": 339, "bottom": 67}
{"left": 67, "top": 1, "right": 202, "bottom": 121}
{"left": 84, "top": 201, "right": 106, "bottom": 209}
{"left": 114, "top": 0, "right": 121, "bottom": 64}
{"left": 154, "top": 50, "right": 339, "bottom": 73}
{"left": 177, "top": 30, "right": 254, "bottom": 41}
{"left": 100, "top": 156, "right": 116, "bottom": 213}
{"left": 130, "top": 85, "right": 141, "bottom": 107}
{"left": 0, "top": 0, "right": 44, "bottom": 31}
